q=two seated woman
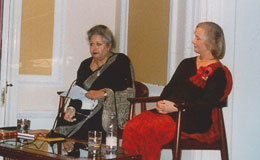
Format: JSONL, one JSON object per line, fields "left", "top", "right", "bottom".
{"left": 57, "top": 22, "right": 232, "bottom": 160}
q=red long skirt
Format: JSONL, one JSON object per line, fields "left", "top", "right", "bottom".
{"left": 122, "top": 111, "right": 176, "bottom": 160}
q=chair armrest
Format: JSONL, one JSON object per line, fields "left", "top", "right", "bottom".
{"left": 127, "top": 96, "right": 186, "bottom": 106}
{"left": 127, "top": 96, "right": 160, "bottom": 119}
{"left": 127, "top": 96, "right": 187, "bottom": 112}
{"left": 127, "top": 96, "right": 160, "bottom": 103}
{"left": 175, "top": 103, "right": 186, "bottom": 111}
{"left": 217, "top": 100, "right": 228, "bottom": 108}
{"left": 176, "top": 101, "right": 228, "bottom": 111}
{"left": 57, "top": 91, "right": 66, "bottom": 115}
{"left": 57, "top": 91, "right": 64, "bottom": 95}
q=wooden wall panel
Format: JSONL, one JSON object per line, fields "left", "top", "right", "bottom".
{"left": 127, "top": 0, "right": 170, "bottom": 85}
{"left": 19, "top": 0, "right": 54, "bottom": 75}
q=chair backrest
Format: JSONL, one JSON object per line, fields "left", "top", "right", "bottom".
{"left": 128, "top": 81, "right": 149, "bottom": 119}
{"left": 134, "top": 81, "right": 149, "bottom": 98}
{"left": 57, "top": 91, "right": 66, "bottom": 118}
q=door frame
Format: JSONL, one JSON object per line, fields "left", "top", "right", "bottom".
{"left": 0, "top": 0, "right": 4, "bottom": 127}
{"left": 0, "top": 0, "right": 22, "bottom": 127}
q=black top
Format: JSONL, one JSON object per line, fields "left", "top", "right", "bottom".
{"left": 58, "top": 53, "right": 133, "bottom": 141}
{"left": 70, "top": 53, "right": 133, "bottom": 112}
{"left": 159, "top": 57, "right": 227, "bottom": 133}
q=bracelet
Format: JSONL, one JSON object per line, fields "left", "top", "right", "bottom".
{"left": 104, "top": 90, "right": 108, "bottom": 97}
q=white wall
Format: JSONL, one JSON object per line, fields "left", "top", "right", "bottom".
{"left": 230, "top": 0, "right": 260, "bottom": 159}
{"left": 62, "top": 0, "right": 118, "bottom": 89}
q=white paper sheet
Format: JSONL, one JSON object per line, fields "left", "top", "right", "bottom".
{"left": 60, "top": 85, "right": 98, "bottom": 110}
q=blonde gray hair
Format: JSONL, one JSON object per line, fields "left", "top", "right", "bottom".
{"left": 197, "top": 22, "right": 226, "bottom": 59}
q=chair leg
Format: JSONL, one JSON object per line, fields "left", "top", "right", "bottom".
{"left": 221, "top": 148, "right": 229, "bottom": 160}
{"left": 219, "top": 108, "right": 229, "bottom": 160}
{"left": 173, "top": 110, "right": 182, "bottom": 160}
{"left": 178, "top": 151, "right": 182, "bottom": 160}
{"left": 172, "top": 149, "right": 181, "bottom": 160}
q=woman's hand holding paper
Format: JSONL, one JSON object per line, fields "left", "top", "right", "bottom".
{"left": 64, "top": 107, "right": 76, "bottom": 122}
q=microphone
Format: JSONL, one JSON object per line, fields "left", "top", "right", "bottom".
{"left": 46, "top": 79, "right": 77, "bottom": 138}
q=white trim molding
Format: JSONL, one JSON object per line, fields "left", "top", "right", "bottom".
{"left": 167, "top": 0, "right": 178, "bottom": 81}
{"left": 119, "top": 0, "right": 129, "bottom": 54}
{"left": 1, "top": 0, "right": 23, "bottom": 126}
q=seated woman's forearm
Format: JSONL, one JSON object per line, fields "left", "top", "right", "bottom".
{"left": 156, "top": 100, "right": 178, "bottom": 114}
{"left": 85, "top": 89, "right": 107, "bottom": 100}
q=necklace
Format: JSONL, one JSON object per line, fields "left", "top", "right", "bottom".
{"left": 94, "top": 59, "right": 106, "bottom": 77}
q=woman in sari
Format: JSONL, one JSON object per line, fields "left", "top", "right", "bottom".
{"left": 57, "top": 25, "right": 134, "bottom": 142}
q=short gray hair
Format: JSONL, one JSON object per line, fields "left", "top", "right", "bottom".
{"left": 87, "top": 25, "right": 116, "bottom": 52}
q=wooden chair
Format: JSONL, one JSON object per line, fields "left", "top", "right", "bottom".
{"left": 127, "top": 67, "right": 232, "bottom": 160}
{"left": 127, "top": 97, "right": 229, "bottom": 160}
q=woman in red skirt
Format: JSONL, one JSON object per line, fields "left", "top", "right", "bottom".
{"left": 122, "top": 22, "right": 232, "bottom": 160}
